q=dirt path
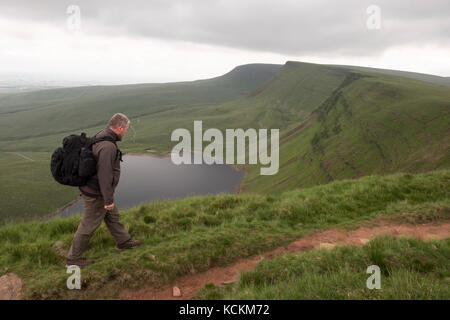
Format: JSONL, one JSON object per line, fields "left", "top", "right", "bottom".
{"left": 119, "top": 220, "right": 450, "bottom": 300}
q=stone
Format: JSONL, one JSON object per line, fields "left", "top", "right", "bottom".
{"left": 359, "top": 238, "right": 370, "bottom": 245}
{"left": 52, "top": 241, "right": 68, "bottom": 258}
{"left": 318, "top": 243, "right": 336, "bottom": 250}
{"left": 173, "top": 286, "right": 182, "bottom": 297}
{"left": 0, "top": 273, "right": 23, "bottom": 300}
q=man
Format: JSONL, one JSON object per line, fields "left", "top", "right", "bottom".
{"left": 66, "top": 113, "right": 141, "bottom": 268}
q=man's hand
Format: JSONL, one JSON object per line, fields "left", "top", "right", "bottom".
{"left": 104, "top": 203, "right": 115, "bottom": 211}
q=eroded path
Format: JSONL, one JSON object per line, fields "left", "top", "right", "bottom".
{"left": 120, "top": 220, "right": 450, "bottom": 300}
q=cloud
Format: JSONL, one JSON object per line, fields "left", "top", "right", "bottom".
{"left": 1, "top": 0, "right": 449, "bottom": 56}
{"left": 0, "top": 0, "right": 449, "bottom": 82}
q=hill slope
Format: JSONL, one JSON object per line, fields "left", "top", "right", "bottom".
{"left": 239, "top": 62, "right": 450, "bottom": 193}
{"left": 0, "top": 60, "right": 449, "bottom": 222}
{"left": 0, "top": 169, "right": 448, "bottom": 299}
{"left": 0, "top": 63, "right": 281, "bottom": 142}
{"left": 329, "top": 64, "right": 450, "bottom": 87}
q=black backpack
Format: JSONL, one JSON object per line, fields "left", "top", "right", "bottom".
{"left": 50, "top": 132, "right": 122, "bottom": 187}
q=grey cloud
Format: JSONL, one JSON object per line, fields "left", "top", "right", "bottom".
{"left": 1, "top": 0, "right": 449, "bottom": 56}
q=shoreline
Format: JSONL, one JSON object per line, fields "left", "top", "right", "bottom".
{"left": 230, "top": 163, "right": 248, "bottom": 194}
{"left": 125, "top": 151, "right": 172, "bottom": 159}
{"left": 42, "top": 195, "right": 82, "bottom": 221}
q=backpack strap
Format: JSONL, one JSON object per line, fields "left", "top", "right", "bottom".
{"left": 89, "top": 136, "right": 123, "bottom": 162}
{"left": 88, "top": 135, "right": 115, "bottom": 147}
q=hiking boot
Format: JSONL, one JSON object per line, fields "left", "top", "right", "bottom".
{"left": 116, "top": 239, "right": 142, "bottom": 251}
{"left": 65, "top": 258, "right": 96, "bottom": 269}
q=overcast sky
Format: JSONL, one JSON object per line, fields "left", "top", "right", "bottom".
{"left": 0, "top": 0, "right": 449, "bottom": 84}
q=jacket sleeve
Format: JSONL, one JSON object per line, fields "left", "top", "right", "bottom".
{"left": 96, "top": 142, "right": 116, "bottom": 205}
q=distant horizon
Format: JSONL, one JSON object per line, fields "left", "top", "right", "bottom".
{"left": 1, "top": 59, "right": 448, "bottom": 88}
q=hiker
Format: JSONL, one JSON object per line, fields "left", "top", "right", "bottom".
{"left": 66, "top": 113, "right": 141, "bottom": 268}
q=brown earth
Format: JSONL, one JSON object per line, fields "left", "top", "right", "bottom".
{"left": 279, "top": 117, "right": 312, "bottom": 143}
{"left": 119, "top": 220, "right": 450, "bottom": 300}
{"left": 0, "top": 273, "right": 23, "bottom": 300}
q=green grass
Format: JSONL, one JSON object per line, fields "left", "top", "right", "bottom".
{"left": 240, "top": 66, "right": 450, "bottom": 194}
{"left": 195, "top": 236, "right": 450, "bottom": 299}
{"left": 0, "top": 61, "right": 347, "bottom": 222}
{"left": 0, "top": 61, "right": 449, "bottom": 224}
{"left": 0, "top": 61, "right": 344, "bottom": 154}
{"left": 0, "top": 63, "right": 281, "bottom": 142}
{"left": 0, "top": 61, "right": 448, "bottom": 300}
{"left": 0, "top": 170, "right": 448, "bottom": 299}
{"left": 329, "top": 64, "right": 450, "bottom": 87}
{"left": 0, "top": 151, "right": 79, "bottom": 224}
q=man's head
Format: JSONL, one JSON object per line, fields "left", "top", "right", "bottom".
{"left": 108, "top": 113, "right": 130, "bottom": 138}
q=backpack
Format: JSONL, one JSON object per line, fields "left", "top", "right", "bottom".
{"left": 50, "top": 132, "right": 122, "bottom": 187}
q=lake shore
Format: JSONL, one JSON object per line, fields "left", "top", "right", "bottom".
{"left": 42, "top": 194, "right": 82, "bottom": 221}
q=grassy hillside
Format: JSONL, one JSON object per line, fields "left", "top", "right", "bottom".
{"left": 0, "top": 63, "right": 281, "bottom": 143}
{"left": 0, "top": 60, "right": 449, "bottom": 223}
{"left": 196, "top": 235, "right": 450, "bottom": 299}
{"left": 0, "top": 61, "right": 348, "bottom": 222}
{"left": 0, "top": 61, "right": 344, "bottom": 153}
{"left": 0, "top": 170, "right": 448, "bottom": 299}
{"left": 0, "top": 63, "right": 282, "bottom": 222}
{"left": 329, "top": 64, "right": 450, "bottom": 87}
{"left": 0, "top": 152, "right": 78, "bottom": 224}
{"left": 240, "top": 64, "right": 450, "bottom": 194}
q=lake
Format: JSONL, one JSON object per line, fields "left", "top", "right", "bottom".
{"left": 57, "top": 153, "right": 244, "bottom": 218}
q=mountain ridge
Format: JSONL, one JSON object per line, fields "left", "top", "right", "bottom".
{"left": 0, "top": 60, "right": 448, "bottom": 222}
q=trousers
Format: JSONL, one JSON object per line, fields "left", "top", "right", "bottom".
{"left": 67, "top": 194, "right": 131, "bottom": 260}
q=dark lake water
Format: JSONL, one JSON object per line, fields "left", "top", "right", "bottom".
{"left": 57, "top": 153, "right": 244, "bottom": 218}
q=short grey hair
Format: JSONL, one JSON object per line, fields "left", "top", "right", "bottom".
{"left": 108, "top": 113, "right": 130, "bottom": 129}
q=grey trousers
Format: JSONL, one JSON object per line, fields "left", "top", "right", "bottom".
{"left": 67, "top": 194, "right": 131, "bottom": 260}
